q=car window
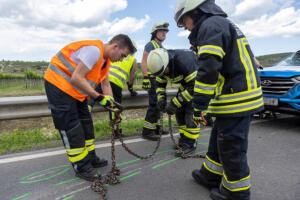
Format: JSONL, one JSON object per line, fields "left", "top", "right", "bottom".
{"left": 275, "top": 53, "right": 300, "bottom": 66}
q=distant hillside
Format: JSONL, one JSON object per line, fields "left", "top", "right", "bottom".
{"left": 256, "top": 52, "right": 292, "bottom": 67}
{"left": 0, "top": 52, "right": 294, "bottom": 75}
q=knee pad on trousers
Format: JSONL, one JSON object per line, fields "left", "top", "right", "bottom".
{"left": 217, "top": 137, "right": 242, "bottom": 180}
{"left": 59, "top": 123, "right": 86, "bottom": 149}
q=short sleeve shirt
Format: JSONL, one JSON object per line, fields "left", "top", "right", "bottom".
{"left": 70, "top": 45, "right": 101, "bottom": 70}
{"left": 144, "top": 40, "right": 164, "bottom": 53}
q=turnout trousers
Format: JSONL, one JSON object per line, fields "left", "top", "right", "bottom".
{"left": 200, "top": 116, "right": 252, "bottom": 199}
{"left": 143, "top": 77, "right": 161, "bottom": 132}
{"left": 45, "top": 80, "right": 97, "bottom": 172}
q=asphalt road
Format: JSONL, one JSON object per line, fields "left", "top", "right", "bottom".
{"left": 0, "top": 115, "right": 299, "bottom": 200}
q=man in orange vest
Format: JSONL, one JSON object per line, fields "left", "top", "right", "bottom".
{"left": 44, "top": 34, "right": 136, "bottom": 182}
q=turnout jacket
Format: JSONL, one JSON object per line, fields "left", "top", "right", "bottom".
{"left": 156, "top": 49, "right": 198, "bottom": 108}
{"left": 189, "top": 15, "right": 264, "bottom": 117}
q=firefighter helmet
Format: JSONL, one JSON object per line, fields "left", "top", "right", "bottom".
{"left": 151, "top": 21, "right": 169, "bottom": 34}
{"left": 174, "top": 0, "right": 206, "bottom": 27}
{"left": 147, "top": 48, "right": 169, "bottom": 76}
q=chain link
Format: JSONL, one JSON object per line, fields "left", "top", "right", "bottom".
{"left": 168, "top": 114, "right": 206, "bottom": 159}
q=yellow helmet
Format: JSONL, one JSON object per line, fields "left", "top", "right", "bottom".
{"left": 174, "top": 0, "right": 206, "bottom": 27}
{"left": 151, "top": 21, "right": 169, "bottom": 34}
{"left": 147, "top": 48, "right": 169, "bottom": 76}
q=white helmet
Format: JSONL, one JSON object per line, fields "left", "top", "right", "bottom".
{"left": 174, "top": 0, "right": 206, "bottom": 27}
{"left": 151, "top": 21, "right": 169, "bottom": 34}
{"left": 147, "top": 48, "right": 169, "bottom": 76}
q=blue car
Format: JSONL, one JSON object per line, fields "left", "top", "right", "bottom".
{"left": 259, "top": 50, "right": 300, "bottom": 115}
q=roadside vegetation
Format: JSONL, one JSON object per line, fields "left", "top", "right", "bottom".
{"left": 0, "top": 117, "right": 176, "bottom": 155}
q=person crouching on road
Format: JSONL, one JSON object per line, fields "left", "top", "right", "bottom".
{"left": 44, "top": 34, "right": 136, "bottom": 182}
{"left": 174, "top": 0, "right": 264, "bottom": 199}
{"left": 147, "top": 48, "right": 207, "bottom": 157}
{"left": 87, "top": 53, "right": 138, "bottom": 139}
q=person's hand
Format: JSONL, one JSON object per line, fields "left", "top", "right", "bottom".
{"left": 96, "top": 95, "right": 114, "bottom": 109}
{"left": 165, "top": 100, "right": 177, "bottom": 115}
{"left": 127, "top": 82, "right": 138, "bottom": 96}
{"left": 157, "top": 94, "right": 167, "bottom": 111}
{"left": 193, "top": 108, "right": 208, "bottom": 126}
{"left": 142, "top": 76, "right": 151, "bottom": 91}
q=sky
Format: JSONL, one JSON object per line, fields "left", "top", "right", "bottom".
{"left": 0, "top": 0, "right": 299, "bottom": 62}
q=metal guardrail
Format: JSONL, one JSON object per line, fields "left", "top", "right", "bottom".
{"left": 0, "top": 90, "right": 177, "bottom": 120}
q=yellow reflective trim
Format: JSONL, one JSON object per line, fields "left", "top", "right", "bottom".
{"left": 215, "top": 73, "right": 225, "bottom": 97}
{"left": 203, "top": 162, "right": 223, "bottom": 175}
{"left": 181, "top": 90, "right": 193, "bottom": 101}
{"left": 156, "top": 88, "right": 166, "bottom": 93}
{"left": 195, "top": 80, "right": 217, "bottom": 88}
{"left": 208, "top": 98, "right": 264, "bottom": 114}
{"left": 68, "top": 149, "right": 88, "bottom": 163}
{"left": 184, "top": 71, "right": 197, "bottom": 83}
{"left": 172, "top": 97, "right": 182, "bottom": 108}
{"left": 222, "top": 183, "right": 251, "bottom": 192}
{"left": 237, "top": 38, "right": 251, "bottom": 89}
{"left": 86, "top": 144, "right": 95, "bottom": 151}
{"left": 156, "top": 77, "right": 167, "bottom": 83}
{"left": 224, "top": 174, "right": 251, "bottom": 184}
{"left": 85, "top": 139, "right": 94, "bottom": 144}
{"left": 181, "top": 129, "right": 199, "bottom": 139}
{"left": 212, "top": 88, "right": 262, "bottom": 104}
{"left": 242, "top": 40, "right": 257, "bottom": 89}
{"left": 194, "top": 87, "right": 215, "bottom": 95}
{"left": 206, "top": 155, "right": 222, "bottom": 166}
{"left": 198, "top": 45, "right": 226, "bottom": 59}
{"left": 66, "top": 147, "right": 85, "bottom": 154}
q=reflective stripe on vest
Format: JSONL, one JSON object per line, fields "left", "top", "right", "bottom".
{"left": 222, "top": 174, "right": 251, "bottom": 192}
{"left": 44, "top": 40, "right": 110, "bottom": 102}
{"left": 109, "top": 55, "right": 134, "bottom": 88}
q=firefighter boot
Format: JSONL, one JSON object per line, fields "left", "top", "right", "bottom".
{"left": 75, "top": 167, "right": 102, "bottom": 182}
{"left": 174, "top": 137, "right": 184, "bottom": 149}
{"left": 89, "top": 150, "right": 108, "bottom": 168}
{"left": 192, "top": 168, "right": 221, "bottom": 189}
{"left": 210, "top": 186, "right": 250, "bottom": 200}
{"left": 142, "top": 128, "right": 160, "bottom": 141}
{"left": 175, "top": 141, "right": 197, "bottom": 157}
{"left": 114, "top": 128, "right": 125, "bottom": 139}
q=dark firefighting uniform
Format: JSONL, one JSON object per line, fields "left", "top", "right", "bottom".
{"left": 189, "top": 2, "right": 264, "bottom": 199}
{"left": 156, "top": 49, "right": 199, "bottom": 145}
{"left": 143, "top": 40, "right": 164, "bottom": 133}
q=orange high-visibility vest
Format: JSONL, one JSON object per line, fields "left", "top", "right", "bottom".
{"left": 44, "top": 40, "right": 111, "bottom": 102}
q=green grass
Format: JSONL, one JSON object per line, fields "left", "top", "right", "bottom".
{"left": 0, "top": 118, "right": 176, "bottom": 155}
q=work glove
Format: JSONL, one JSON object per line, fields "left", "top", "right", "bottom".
{"left": 109, "top": 106, "right": 122, "bottom": 121}
{"left": 96, "top": 95, "right": 115, "bottom": 108}
{"left": 193, "top": 108, "right": 208, "bottom": 126}
{"left": 157, "top": 93, "right": 167, "bottom": 111}
{"left": 127, "top": 82, "right": 138, "bottom": 97}
{"left": 88, "top": 105, "right": 93, "bottom": 113}
{"left": 142, "top": 76, "right": 151, "bottom": 91}
{"left": 165, "top": 100, "right": 178, "bottom": 115}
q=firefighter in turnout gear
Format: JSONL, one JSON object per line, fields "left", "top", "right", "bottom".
{"left": 141, "top": 21, "right": 170, "bottom": 141}
{"left": 44, "top": 34, "right": 136, "bottom": 182}
{"left": 174, "top": 0, "right": 264, "bottom": 199}
{"left": 88, "top": 54, "right": 138, "bottom": 138}
{"left": 147, "top": 48, "right": 200, "bottom": 156}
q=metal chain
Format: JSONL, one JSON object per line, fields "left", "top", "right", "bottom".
{"left": 168, "top": 114, "right": 205, "bottom": 159}
{"left": 91, "top": 120, "right": 121, "bottom": 200}
{"left": 118, "top": 112, "right": 163, "bottom": 159}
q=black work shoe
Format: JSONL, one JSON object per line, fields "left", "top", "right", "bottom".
{"left": 142, "top": 130, "right": 160, "bottom": 141}
{"left": 210, "top": 187, "right": 250, "bottom": 200}
{"left": 75, "top": 167, "right": 102, "bottom": 182}
{"left": 175, "top": 143, "right": 196, "bottom": 157}
{"left": 173, "top": 138, "right": 184, "bottom": 149}
{"left": 91, "top": 156, "right": 108, "bottom": 168}
{"left": 192, "top": 170, "right": 220, "bottom": 189}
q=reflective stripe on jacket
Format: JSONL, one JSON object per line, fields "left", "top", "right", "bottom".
{"left": 44, "top": 40, "right": 111, "bottom": 102}
{"left": 189, "top": 16, "right": 264, "bottom": 117}
{"left": 109, "top": 55, "right": 135, "bottom": 89}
